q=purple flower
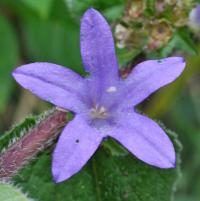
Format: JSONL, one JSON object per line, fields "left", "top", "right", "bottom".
{"left": 12, "top": 8, "right": 186, "bottom": 183}
{"left": 189, "top": 4, "right": 200, "bottom": 29}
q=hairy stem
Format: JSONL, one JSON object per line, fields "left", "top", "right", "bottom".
{"left": 0, "top": 109, "right": 67, "bottom": 181}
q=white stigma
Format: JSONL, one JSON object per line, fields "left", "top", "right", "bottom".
{"left": 90, "top": 105, "right": 108, "bottom": 119}
{"left": 106, "top": 86, "right": 117, "bottom": 93}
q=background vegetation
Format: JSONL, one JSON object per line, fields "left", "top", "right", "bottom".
{"left": 0, "top": 0, "right": 200, "bottom": 201}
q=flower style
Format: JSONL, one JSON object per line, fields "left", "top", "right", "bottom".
{"left": 12, "top": 8, "right": 186, "bottom": 183}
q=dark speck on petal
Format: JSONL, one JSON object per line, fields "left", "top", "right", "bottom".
{"left": 157, "top": 59, "right": 163, "bottom": 63}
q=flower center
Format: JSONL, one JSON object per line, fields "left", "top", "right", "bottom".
{"left": 90, "top": 105, "right": 108, "bottom": 119}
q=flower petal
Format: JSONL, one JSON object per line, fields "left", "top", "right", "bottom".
{"left": 80, "top": 8, "right": 119, "bottom": 86}
{"left": 52, "top": 116, "right": 102, "bottom": 183}
{"left": 108, "top": 110, "right": 175, "bottom": 168}
{"left": 12, "top": 62, "right": 87, "bottom": 113}
{"left": 123, "top": 57, "right": 186, "bottom": 106}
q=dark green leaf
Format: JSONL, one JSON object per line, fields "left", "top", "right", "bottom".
{"left": 12, "top": 121, "right": 181, "bottom": 201}
{"left": 116, "top": 47, "right": 143, "bottom": 66}
{"left": 161, "top": 28, "right": 197, "bottom": 57}
{"left": 173, "top": 28, "right": 197, "bottom": 55}
{"left": 0, "top": 14, "right": 19, "bottom": 113}
{"left": 65, "top": 0, "right": 124, "bottom": 21}
{"left": 144, "top": 0, "right": 156, "bottom": 16}
{"left": 147, "top": 28, "right": 197, "bottom": 58}
{"left": 175, "top": 196, "right": 198, "bottom": 201}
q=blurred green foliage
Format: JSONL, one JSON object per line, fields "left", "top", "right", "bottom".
{"left": 65, "top": 0, "right": 124, "bottom": 21}
{"left": 0, "top": 14, "right": 19, "bottom": 113}
{"left": 0, "top": 0, "right": 200, "bottom": 201}
{"left": 21, "top": 0, "right": 53, "bottom": 19}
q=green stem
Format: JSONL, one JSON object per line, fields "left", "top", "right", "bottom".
{"left": 91, "top": 157, "right": 101, "bottom": 201}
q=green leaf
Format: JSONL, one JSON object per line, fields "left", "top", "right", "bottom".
{"left": 21, "top": 0, "right": 53, "bottom": 19}
{"left": 175, "top": 196, "right": 198, "bottom": 201}
{"left": 3, "top": 0, "right": 84, "bottom": 73}
{"left": 116, "top": 47, "right": 143, "bottom": 66}
{"left": 65, "top": 0, "right": 124, "bottom": 21}
{"left": 173, "top": 28, "right": 197, "bottom": 55}
{"left": 0, "top": 14, "right": 19, "bottom": 113}
{"left": 21, "top": 14, "right": 83, "bottom": 74}
{"left": 0, "top": 107, "right": 181, "bottom": 201}
{"left": 103, "top": 5, "right": 124, "bottom": 21}
{"left": 12, "top": 122, "right": 181, "bottom": 201}
{"left": 147, "top": 28, "right": 197, "bottom": 59}
{"left": 144, "top": 0, "right": 156, "bottom": 16}
{"left": 161, "top": 29, "right": 197, "bottom": 57}
{"left": 145, "top": 45, "right": 200, "bottom": 117}
{"left": 0, "top": 182, "right": 32, "bottom": 201}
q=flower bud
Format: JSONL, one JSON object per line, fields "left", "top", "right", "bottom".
{"left": 125, "top": 0, "right": 145, "bottom": 20}
{"left": 147, "top": 21, "right": 173, "bottom": 50}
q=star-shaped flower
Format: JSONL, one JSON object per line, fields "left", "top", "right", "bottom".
{"left": 12, "top": 8, "right": 186, "bottom": 183}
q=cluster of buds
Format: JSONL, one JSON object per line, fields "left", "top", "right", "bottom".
{"left": 115, "top": 0, "right": 194, "bottom": 52}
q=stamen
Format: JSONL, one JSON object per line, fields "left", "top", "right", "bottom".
{"left": 90, "top": 105, "right": 108, "bottom": 119}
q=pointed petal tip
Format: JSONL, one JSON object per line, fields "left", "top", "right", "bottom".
{"left": 171, "top": 56, "right": 185, "bottom": 62}
{"left": 169, "top": 153, "right": 176, "bottom": 169}
{"left": 157, "top": 56, "right": 186, "bottom": 81}
{"left": 11, "top": 69, "right": 16, "bottom": 78}
{"left": 82, "top": 8, "right": 103, "bottom": 21}
{"left": 84, "top": 7, "right": 99, "bottom": 15}
{"left": 11, "top": 65, "right": 27, "bottom": 79}
{"left": 171, "top": 161, "right": 176, "bottom": 168}
{"left": 160, "top": 142, "right": 176, "bottom": 169}
{"left": 180, "top": 57, "right": 186, "bottom": 63}
{"left": 52, "top": 167, "right": 70, "bottom": 184}
{"left": 160, "top": 160, "right": 176, "bottom": 169}
{"left": 52, "top": 166, "right": 81, "bottom": 184}
{"left": 52, "top": 160, "right": 66, "bottom": 184}
{"left": 146, "top": 154, "right": 176, "bottom": 169}
{"left": 160, "top": 56, "right": 186, "bottom": 65}
{"left": 11, "top": 68, "right": 21, "bottom": 81}
{"left": 52, "top": 176, "right": 62, "bottom": 184}
{"left": 170, "top": 56, "right": 186, "bottom": 68}
{"left": 162, "top": 162, "right": 176, "bottom": 169}
{"left": 11, "top": 66, "right": 19, "bottom": 75}
{"left": 175, "top": 57, "right": 186, "bottom": 74}
{"left": 162, "top": 56, "right": 186, "bottom": 68}
{"left": 52, "top": 174, "right": 65, "bottom": 184}
{"left": 11, "top": 66, "right": 28, "bottom": 86}
{"left": 157, "top": 152, "right": 176, "bottom": 169}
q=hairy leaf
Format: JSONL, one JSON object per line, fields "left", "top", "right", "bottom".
{"left": 10, "top": 120, "right": 181, "bottom": 201}
{"left": 0, "top": 182, "right": 32, "bottom": 201}
{"left": 0, "top": 110, "right": 51, "bottom": 154}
